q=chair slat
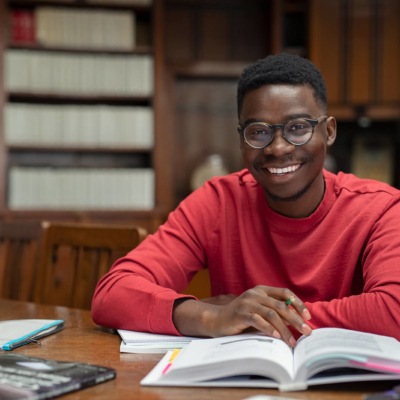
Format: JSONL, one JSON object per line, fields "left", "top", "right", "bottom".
{"left": 34, "top": 222, "right": 147, "bottom": 309}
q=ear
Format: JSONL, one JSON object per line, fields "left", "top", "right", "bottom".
{"left": 326, "top": 116, "right": 337, "bottom": 147}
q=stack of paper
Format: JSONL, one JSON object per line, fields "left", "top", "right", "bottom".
{"left": 118, "top": 330, "right": 200, "bottom": 354}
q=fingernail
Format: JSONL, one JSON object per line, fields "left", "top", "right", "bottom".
{"left": 302, "top": 323, "right": 312, "bottom": 335}
{"left": 272, "top": 330, "right": 281, "bottom": 339}
{"left": 289, "top": 337, "right": 296, "bottom": 347}
{"left": 303, "top": 309, "right": 311, "bottom": 320}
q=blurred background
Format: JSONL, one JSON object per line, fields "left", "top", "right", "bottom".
{"left": 0, "top": 0, "right": 399, "bottom": 233}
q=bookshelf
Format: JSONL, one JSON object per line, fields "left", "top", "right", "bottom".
{"left": 0, "top": 0, "right": 170, "bottom": 232}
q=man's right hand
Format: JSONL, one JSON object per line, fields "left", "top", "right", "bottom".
{"left": 172, "top": 285, "right": 312, "bottom": 348}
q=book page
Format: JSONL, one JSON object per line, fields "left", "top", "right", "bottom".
{"left": 293, "top": 328, "right": 400, "bottom": 382}
{"left": 161, "top": 334, "right": 295, "bottom": 384}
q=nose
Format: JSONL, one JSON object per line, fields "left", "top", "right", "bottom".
{"left": 263, "top": 128, "right": 295, "bottom": 157}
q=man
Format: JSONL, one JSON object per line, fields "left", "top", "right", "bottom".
{"left": 92, "top": 53, "right": 400, "bottom": 347}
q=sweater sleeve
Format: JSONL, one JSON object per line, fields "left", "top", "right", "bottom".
{"left": 305, "top": 196, "right": 400, "bottom": 340}
{"left": 91, "top": 181, "right": 220, "bottom": 334}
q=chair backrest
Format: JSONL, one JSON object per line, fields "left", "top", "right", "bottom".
{"left": 183, "top": 269, "right": 211, "bottom": 299}
{"left": 0, "top": 221, "right": 44, "bottom": 301}
{"left": 34, "top": 221, "right": 147, "bottom": 309}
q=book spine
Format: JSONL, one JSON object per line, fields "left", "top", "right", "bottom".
{"left": 4, "top": 104, "right": 154, "bottom": 148}
{"left": 35, "top": 7, "right": 135, "bottom": 50}
{"left": 10, "top": 9, "right": 36, "bottom": 44}
{"left": 5, "top": 50, "right": 153, "bottom": 96}
{"left": 9, "top": 167, "right": 155, "bottom": 210}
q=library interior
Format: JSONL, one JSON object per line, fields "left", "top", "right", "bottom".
{"left": 0, "top": 1, "right": 399, "bottom": 399}
{"left": 0, "top": 0, "right": 399, "bottom": 233}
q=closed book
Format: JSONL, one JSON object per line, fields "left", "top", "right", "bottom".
{"left": 10, "top": 10, "right": 35, "bottom": 44}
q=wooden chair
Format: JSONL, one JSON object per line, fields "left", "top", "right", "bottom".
{"left": 183, "top": 269, "right": 211, "bottom": 299}
{"left": 34, "top": 221, "right": 147, "bottom": 309}
{"left": 0, "top": 221, "right": 44, "bottom": 301}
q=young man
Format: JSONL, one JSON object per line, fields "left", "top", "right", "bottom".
{"left": 92, "top": 53, "right": 400, "bottom": 347}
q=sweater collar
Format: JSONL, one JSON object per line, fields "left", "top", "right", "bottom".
{"left": 259, "top": 170, "right": 336, "bottom": 232}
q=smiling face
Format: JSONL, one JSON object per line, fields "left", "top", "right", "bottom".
{"left": 239, "top": 84, "right": 336, "bottom": 218}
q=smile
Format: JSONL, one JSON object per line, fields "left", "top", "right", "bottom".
{"left": 267, "top": 164, "right": 301, "bottom": 175}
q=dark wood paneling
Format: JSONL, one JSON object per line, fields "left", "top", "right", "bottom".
{"left": 165, "top": 0, "right": 271, "bottom": 64}
{"left": 348, "top": 0, "right": 374, "bottom": 104}
{"left": 379, "top": 0, "right": 400, "bottom": 103}
{"left": 310, "top": 0, "right": 400, "bottom": 115}
{"left": 172, "top": 77, "right": 242, "bottom": 205}
{"left": 309, "top": 0, "right": 345, "bottom": 105}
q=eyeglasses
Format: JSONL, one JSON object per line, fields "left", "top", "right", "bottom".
{"left": 237, "top": 116, "right": 328, "bottom": 148}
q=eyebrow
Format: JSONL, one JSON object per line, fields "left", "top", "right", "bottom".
{"left": 241, "top": 113, "right": 313, "bottom": 126}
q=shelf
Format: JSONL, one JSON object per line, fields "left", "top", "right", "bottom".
{"left": 8, "top": 144, "right": 153, "bottom": 153}
{"left": 8, "top": 92, "right": 152, "bottom": 106}
{"left": 9, "top": 43, "right": 153, "bottom": 55}
{"left": 8, "top": 148, "right": 152, "bottom": 168}
{"left": 8, "top": 0, "right": 153, "bottom": 11}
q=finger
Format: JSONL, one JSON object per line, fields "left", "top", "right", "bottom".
{"left": 248, "top": 305, "right": 297, "bottom": 347}
{"left": 249, "top": 299, "right": 298, "bottom": 347}
{"left": 263, "top": 297, "right": 312, "bottom": 337}
{"left": 288, "top": 297, "right": 311, "bottom": 321}
{"left": 277, "top": 289, "right": 312, "bottom": 321}
{"left": 255, "top": 286, "right": 311, "bottom": 321}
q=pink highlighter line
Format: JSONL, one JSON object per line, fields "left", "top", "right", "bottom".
{"left": 162, "top": 362, "right": 173, "bottom": 375}
{"left": 350, "top": 360, "right": 400, "bottom": 374}
{"left": 162, "top": 349, "right": 181, "bottom": 375}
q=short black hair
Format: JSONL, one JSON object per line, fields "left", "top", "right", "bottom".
{"left": 237, "top": 53, "right": 327, "bottom": 116}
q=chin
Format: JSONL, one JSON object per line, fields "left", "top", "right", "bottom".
{"left": 265, "top": 182, "right": 312, "bottom": 203}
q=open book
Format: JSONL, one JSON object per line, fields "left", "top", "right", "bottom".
{"left": 141, "top": 328, "right": 400, "bottom": 392}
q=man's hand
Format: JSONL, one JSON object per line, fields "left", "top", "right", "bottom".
{"left": 173, "top": 286, "right": 312, "bottom": 347}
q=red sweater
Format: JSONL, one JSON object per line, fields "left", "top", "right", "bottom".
{"left": 92, "top": 169, "right": 400, "bottom": 339}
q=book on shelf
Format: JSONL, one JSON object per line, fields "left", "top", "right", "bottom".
{"left": 118, "top": 329, "right": 199, "bottom": 354}
{"left": 9, "top": 167, "right": 155, "bottom": 210}
{"left": 0, "top": 353, "right": 115, "bottom": 400}
{"left": 5, "top": 104, "right": 154, "bottom": 148}
{"left": 5, "top": 50, "right": 153, "bottom": 96}
{"left": 0, "top": 319, "right": 64, "bottom": 351}
{"left": 35, "top": 7, "right": 135, "bottom": 50}
{"left": 10, "top": 10, "right": 35, "bottom": 45}
{"left": 141, "top": 328, "right": 400, "bottom": 392}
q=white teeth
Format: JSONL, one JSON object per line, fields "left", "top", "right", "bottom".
{"left": 267, "top": 165, "right": 300, "bottom": 174}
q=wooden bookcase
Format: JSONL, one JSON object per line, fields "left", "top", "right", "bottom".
{"left": 0, "top": 0, "right": 172, "bottom": 233}
{"left": 309, "top": 0, "right": 400, "bottom": 121}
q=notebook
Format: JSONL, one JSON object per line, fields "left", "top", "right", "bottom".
{"left": 0, "top": 319, "right": 64, "bottom": 350}
{"left": 118, "top": 329, "right": 199, "bottom": 354}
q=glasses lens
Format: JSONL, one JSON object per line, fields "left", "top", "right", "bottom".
{"left": 284, "top": 119, "right": 313, "bottom": 145}
{"left": 244, "top": 124, "right": 273, "bottom": 148}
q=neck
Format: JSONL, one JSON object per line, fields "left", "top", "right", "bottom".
{"left": 265, "top": 174, "right": 326, "bottom": 218}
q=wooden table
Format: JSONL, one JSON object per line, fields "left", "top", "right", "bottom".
{"left": 0, "top": 299, "right": 397, "bottom": 400}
